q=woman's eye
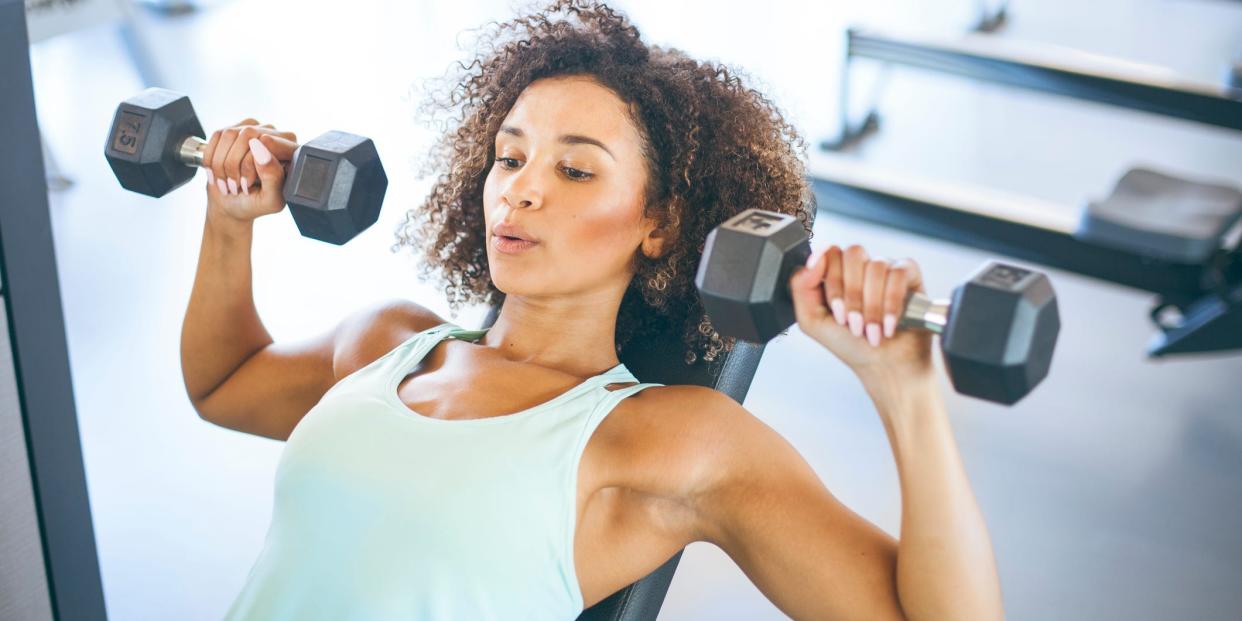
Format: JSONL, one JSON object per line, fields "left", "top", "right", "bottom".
{"left": 562, "top": 166, "right": 593, "bottom": 181}
{"left": 497, "top": 157, "right": 521, "bottom": 169}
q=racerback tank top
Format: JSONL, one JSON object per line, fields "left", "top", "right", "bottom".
{"left": 222, "top": 322, "right": 663, "bottom": 620}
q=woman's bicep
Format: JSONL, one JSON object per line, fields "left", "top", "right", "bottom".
{"left": 194, "top": 335, "right": 338, "bottom": 440}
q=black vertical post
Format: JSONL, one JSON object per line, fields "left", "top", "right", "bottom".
{"left": 0, "top": 2, "right": 107, "bottom": 619}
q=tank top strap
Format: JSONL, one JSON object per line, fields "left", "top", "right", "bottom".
{"left": 586, "top": 371, "right": 664, "bottom": 422}
{"left": 387, "top": 321, "right": 481, "bottom": 362}
{"left": 441, "top": 323, "right": 489, "bottom": 340}
{"left": 608, "top": 379, "right": 663, "bottom": 399}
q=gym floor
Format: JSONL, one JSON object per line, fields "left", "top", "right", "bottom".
{"left": 29, "top": 0, "right": 1242, "bottom": 619}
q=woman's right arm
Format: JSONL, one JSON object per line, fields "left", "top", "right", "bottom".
{"left": 180, "top": 122, "right": 437, "bottom": 441}
{"left": 180, "top": 205, "right": 332, "bottom": 441}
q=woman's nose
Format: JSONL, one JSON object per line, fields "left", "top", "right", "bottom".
{"left": 501, "top": 164, "right": 544, "bottom": 209}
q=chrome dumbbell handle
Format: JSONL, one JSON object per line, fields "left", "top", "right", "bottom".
{"left": 899, "top": 292, "right": 950, "bottom": 335}
{"left": 176, "top": 135, "right": 208, "bottom": 168}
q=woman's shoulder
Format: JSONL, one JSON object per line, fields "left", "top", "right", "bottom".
{"left": 623, "top": 383, "right": 745, "bottom": 418}
{"left": 601, "top": 383, "right": 755, "bottom": 503}
{"left": 620, "top": 384, "right": 754, "bottom": 448}
{"left": 332, "top": 298, "right": 446, "bottom": 379}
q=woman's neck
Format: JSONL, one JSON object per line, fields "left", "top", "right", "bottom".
{"left": 479, "top": 293, "right": 623, "bottom": 378}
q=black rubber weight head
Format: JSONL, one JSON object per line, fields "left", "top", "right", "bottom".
{"left": 941, "top": 263, "right": 1061, "bottom": 405}
{"left": 104, "top": 88, "right": 204, "bottom": 197}
{"left": 695, "top": 209, "right": 811, "bottom": 343}
{"left": 282, "top": 131, "right": 389, "bottom": 245}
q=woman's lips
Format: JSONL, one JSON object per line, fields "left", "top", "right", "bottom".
{"left": 492, "top": 234, "right": 539, "bottom": 254}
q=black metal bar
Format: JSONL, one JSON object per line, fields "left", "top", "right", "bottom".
{"left": 847, "top": 28, "right": 1242, "bottom": 133}
{"left": 1148, "top": 280, "right": 1242, "bottom": 356}
{"left": 809, "top": 168, "right": 1213, "bottom": 298}
{"left": 0, "top": 1, "right": 107, "bottom": 618}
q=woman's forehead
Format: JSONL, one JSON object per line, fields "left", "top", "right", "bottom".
{"left": 504, "top": 76, "right": 639, "bottom": 143}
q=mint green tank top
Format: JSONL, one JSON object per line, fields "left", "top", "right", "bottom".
{"left": 222, "top": 322, "right": 663, "bottom": 621}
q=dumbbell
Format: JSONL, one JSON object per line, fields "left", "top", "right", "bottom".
{"left": 694, "top": 208, "right": 1061, "bottom": 405}
{"left": 104, "top": 88, "right": 388, "bottom": 245}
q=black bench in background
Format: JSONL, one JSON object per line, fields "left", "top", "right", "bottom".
{"left": 824, "top": 26, "right": 1242, "bottom": 150}
{"left": 810, "top": 157, "right": 1242, "bottom": 358}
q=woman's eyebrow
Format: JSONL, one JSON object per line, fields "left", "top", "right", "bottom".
{"left": 499, "top": 125, "right": 615, "bottom": 160}
{"left": 561, "top": 134, "right": 615, "bottom": 160}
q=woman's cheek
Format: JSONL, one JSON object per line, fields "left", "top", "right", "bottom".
{"left": 588, "top": 220, "right": 636, "bottom": 266}
{"left": 481, "top": 168, "right": 500, "bottom": 205}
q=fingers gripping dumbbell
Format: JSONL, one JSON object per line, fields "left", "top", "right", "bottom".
{"left": 694, "top": 208, "right": 1061, "bottom": 405}
{"left": 104, "top": 88, "right": 388, "bottom": 245}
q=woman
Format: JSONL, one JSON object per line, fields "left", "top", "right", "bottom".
{"left": 182, "top": 1, "right": 1003, "bottom": 619}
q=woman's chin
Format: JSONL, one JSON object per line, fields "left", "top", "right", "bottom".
{"left": 488, "top": 273, "right": 531, "bottom": 297}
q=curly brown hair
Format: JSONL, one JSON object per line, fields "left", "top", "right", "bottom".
{"left": 393, "top": 0, "right": 814, "bottom": 367}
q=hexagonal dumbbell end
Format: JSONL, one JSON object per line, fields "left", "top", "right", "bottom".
{"left": 941, "top": 262, "right": 1061, "bottom": 404}
{"left": 104, "top": 88, "right": 205, "bottom": 197}
{"left": 695, "top": 209, "right": 812, "bottom": 343}
{"left": 282, "top": 130, "right": 389, "bottom": 245}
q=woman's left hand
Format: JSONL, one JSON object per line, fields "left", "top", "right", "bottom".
{"left": 790, "top": 244, "right": 935, "bottom": 386}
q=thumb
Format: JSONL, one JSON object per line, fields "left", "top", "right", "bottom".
{"left": 248, "top": 137, "right": 286, "bottom": 197}
{"left": 790, "top": 248, "right": 830, "bottom": 325}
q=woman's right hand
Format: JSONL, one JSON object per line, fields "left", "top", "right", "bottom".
{"left": 201, "top": 120, "right": 298, "bottom": 223}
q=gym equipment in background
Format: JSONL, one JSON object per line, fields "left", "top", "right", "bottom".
{"left": 105, "top": 88, "right": 389, "bottom": 245}
{"left": 27, "top": 0, "right": 170, "bottom": 191}
{"left": 810, "top": 157, "right": 1242, "bottom": 358}
{"left": 823, "top": 27, "right": 1242, "bottom": 151}
{"left": 1, "top": 1, "right": 107, "bottom": 618}
{"left": 972, "top": 0, "right": 1008, "bottom": 33}
{"left": 695, "top": 209, "right": 1060, "bottom": 405}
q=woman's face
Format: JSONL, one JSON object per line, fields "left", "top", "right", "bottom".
{"left": 482, "top": 75, "right": 663, "bottom": 302}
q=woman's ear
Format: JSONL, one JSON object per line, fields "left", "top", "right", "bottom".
{"left": 641, "top": 224, "right": 669, "bottom": 259}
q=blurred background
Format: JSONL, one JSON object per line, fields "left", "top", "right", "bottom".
{"left": 15, "top": 0, "right": 1242, "bottom": 618}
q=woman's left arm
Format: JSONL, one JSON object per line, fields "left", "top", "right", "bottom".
{"left": 862, "top": 370, "right": 1004, "bottom": 621}
{"left": 689, "top": 244, "right": 1003, "bottom": 620}
{"left": 789, "top": 243, "right": 1004, "bottom": 620}
{"left": 688, "top": 370, "right": 1003, "bottom": 621}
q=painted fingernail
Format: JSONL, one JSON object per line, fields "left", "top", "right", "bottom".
{"left": 884, "top": 314, "right": 897, "bottom": 339}
{"left": 866, "top": 323, "right": 881, "bottom": 348}
{"left": 847, "top": 311, "right": 863, "bottom": 338}
{"left": 240, "top": 177, "right": 250, "bottom": 196}
{"left": 206, "top": 169, "right": 215, "bottom": 184}
{"left": 830, "top": 298, "right": 846, "bottom": 326}
{"left": 249, "top": 138, "right": 272, "bottom": 166}
{"left": 216, "top": 179, "right": 228, "bottom": 194}
{"left": 227, "top": 178, "right": 238, "bottom": 195}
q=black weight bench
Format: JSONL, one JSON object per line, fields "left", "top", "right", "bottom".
{"left": 810, "top": 157, "right": 1242, "bottom": 357}
{"left": 1078, "top": 167, "right": 1242, "bottom": 355}
{"left": 1077, "top": 167, "right": 1242, "bottom": 265}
